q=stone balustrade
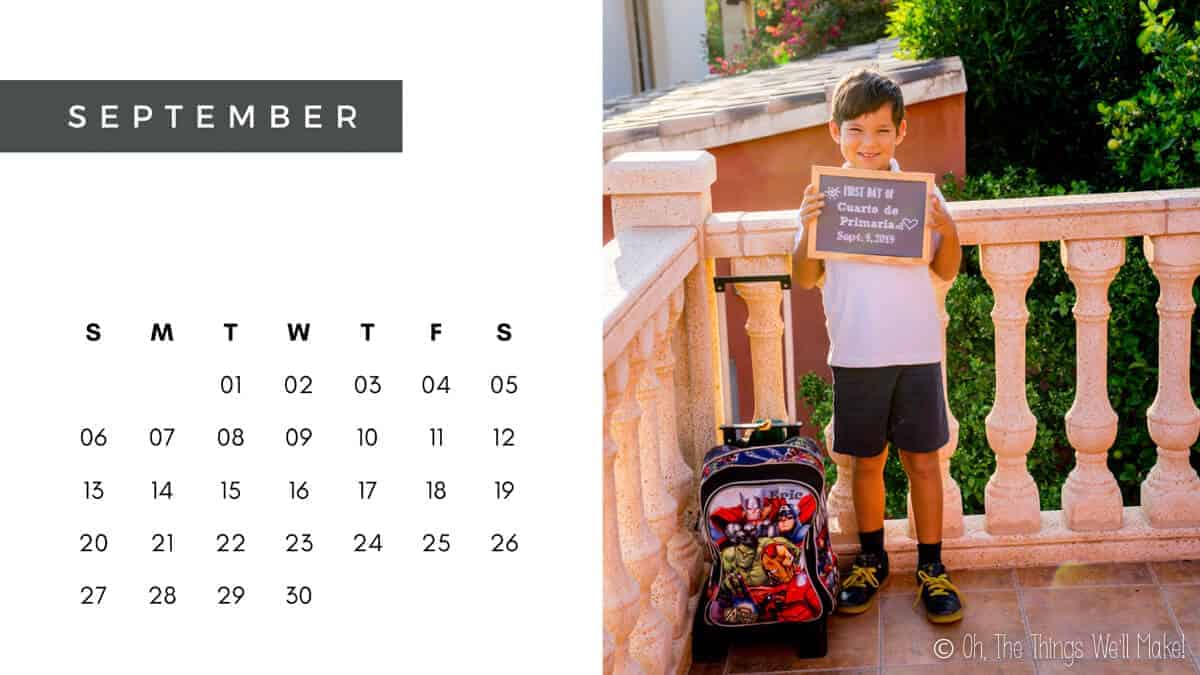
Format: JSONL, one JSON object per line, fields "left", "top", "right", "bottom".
{"left": 604, "top": 152, "right": 715, "bottom": 675}
{"left": 602, "top": 150, "right": 1200, "bottom": 674}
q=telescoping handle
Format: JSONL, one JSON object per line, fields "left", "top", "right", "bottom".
{"left": 712, "top": 273, "right": 798, "bottom": 430}
{"left": 719, "top": 419, "right": 804, "bottom": 446}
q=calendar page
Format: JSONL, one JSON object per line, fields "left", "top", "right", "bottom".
{"left": 0, "top": 3, "right": 600, "bottom": 673}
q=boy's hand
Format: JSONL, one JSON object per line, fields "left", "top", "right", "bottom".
{"left": 792, "top": 183, "right": 826, "bottom": 289}
{"left": 926, "top": 185, "right": 963, "bottom": 281}
{"left": 925, "top": 187, "right": 957, "bottom": 239}
{"left": 799, "top": 183, "right": 825, "bottom": 229}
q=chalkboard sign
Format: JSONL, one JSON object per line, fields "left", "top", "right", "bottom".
{"left": 807, "top": 165, "right": 935, "bottom": 265}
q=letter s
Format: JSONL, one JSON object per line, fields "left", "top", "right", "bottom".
{"left": 67, "top": 105, "right": 86, "bottom": 129}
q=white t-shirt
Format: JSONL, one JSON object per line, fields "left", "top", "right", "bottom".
{"left": 794, "top": 158, "right": 947, "bottom": 368}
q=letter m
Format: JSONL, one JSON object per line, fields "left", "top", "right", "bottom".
{"left": 151, "top": 323, "right": 174, "bottom": 341}
{"left": 230, "top": 105, "right": 254, "bottom": 128}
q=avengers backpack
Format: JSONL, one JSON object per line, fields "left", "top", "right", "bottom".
{"left": 697, "top": 424, "right": 839, "bottom": 631}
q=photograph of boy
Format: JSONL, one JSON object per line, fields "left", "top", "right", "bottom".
{"left": 792, "top": 68, "right": 964, "bottom": 623}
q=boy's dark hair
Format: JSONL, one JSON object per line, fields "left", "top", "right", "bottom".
{"left": 830, "top": 68, "right": 904, "bottom": 126}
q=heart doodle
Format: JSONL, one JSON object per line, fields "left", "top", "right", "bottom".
{"left": 900, "top": 217, "right": 919, "bottom": 230}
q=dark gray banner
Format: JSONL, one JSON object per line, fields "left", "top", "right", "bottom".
{"left": 0, "top": 81, "right": 403, "bottom": 152}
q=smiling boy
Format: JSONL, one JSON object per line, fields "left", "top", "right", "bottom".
{"left": 791, "top": 68, "right": 964, "bottom": 623}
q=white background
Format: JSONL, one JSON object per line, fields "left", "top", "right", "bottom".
{"left": 0, "top": 1, "right": 600, "bottom": 672}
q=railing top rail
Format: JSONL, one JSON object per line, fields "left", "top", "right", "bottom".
{"left": 703, "top": 188, "right": 1200, "bottom": 255}
{"left": 952, "top": 188, "right": 1200, "bottom": 246}
{"left": 603, "top": 228, "right": 698, "bottom": 369}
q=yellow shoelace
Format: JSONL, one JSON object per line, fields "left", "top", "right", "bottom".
{"left": 843, "top": 564, "right": 880, "bottom": 589}
{"left": 913, "top": 569, "right": 965, "bottom": 608}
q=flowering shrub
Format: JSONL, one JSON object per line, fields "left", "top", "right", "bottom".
{"left": 708, "top": 0, "right": 893, "bottom": 76}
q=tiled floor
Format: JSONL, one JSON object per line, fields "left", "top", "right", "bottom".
{"left": 688, "top": 561, "right": 1200, "bottom": 674}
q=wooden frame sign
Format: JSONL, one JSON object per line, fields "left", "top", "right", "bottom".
{"left": 807, "top": 165, "right": 935, "bottom": 265}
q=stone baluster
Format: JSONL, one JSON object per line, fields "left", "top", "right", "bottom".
{"left": 636, "top": 316, "right": 689, "bottom": 673}
{"left": 609, "top": 333, "right": 672, "bottom": 674}
{"left": 684, "top": 258, "right": 722, "bottom": 473}
{"left": 658, "top": 287, "right": 704, "bottom": 595}
{"left": 1142, "top": 234, "right": 1200, "bottom": 527}
{"left": 604, "top": 631, "right": 616, "bottom": 675}
{"left": 1061, "top": 239, "right": 1124, "bottom": 530}
{"left": 731, "top": 255, "right": 790, "bottom": 420}
{"left": 604, "top": 363, "right": 645, "bottom": 675}
{"left": 825, "top": 420, "right": 857, "bottom": 545}
{"left": 908, "top": 273, "right": 965, "bottom": 538}
{"left": 980, "top": 243, "right": 1042, "bottom": 534}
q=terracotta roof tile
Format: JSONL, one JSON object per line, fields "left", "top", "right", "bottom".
{"left": 602, "top": 38, "right": 966, "bottom": 155}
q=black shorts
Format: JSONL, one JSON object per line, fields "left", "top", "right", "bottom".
{"left": 830, "top": 362, "right": 949, "bottom": 457}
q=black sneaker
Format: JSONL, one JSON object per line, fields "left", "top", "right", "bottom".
{"left": 914, "top": 562, "right": 964, "bottom": 624}
{"left": 836, "top": 551, "right": 888, "bottom": 615}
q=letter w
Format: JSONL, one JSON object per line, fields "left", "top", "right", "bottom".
{"left": 287, "top": 323, "right": 311, "bottom": 342}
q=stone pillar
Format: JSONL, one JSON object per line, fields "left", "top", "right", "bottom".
{"left": 980, "top": 243, "right": 1042, "bottom": 535}
{"left": 908, "top": 273, "right": 965, "bottom": 538}
{"left": 604, "top": 362, "right": 645, "bottom": 675}
{"left": 658, "top": 288, "right": 704, "bottom": 594}
{"left": 721, "top": 0, "right": 756, "bottom": 61}
{"left": 608, "top": 336, "right": 671, "bottom": 675}
{"left": 1061, "top": 238, "right": 1124, "bottom": 531}
{"left": 636, "top": 317, "right": 688, "bottom": 673}
{"left": 606, "top": 151, "right": 715, "bottom": 233}
{"left": 731, "top": 255, "right": 790, "bottom": 421}
{"left": 1142, "top": 234, "right": 1200, "bottom": 527}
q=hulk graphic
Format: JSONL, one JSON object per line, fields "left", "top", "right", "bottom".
{"left": 718, "top": 523, "right": 759, "bottom": 594}
{"left": 720, "top": 524, "right": 804, "bottom": 594}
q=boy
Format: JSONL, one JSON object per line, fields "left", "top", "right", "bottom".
{"left": 792, "top": 68, "right": 964, "bottom": 623}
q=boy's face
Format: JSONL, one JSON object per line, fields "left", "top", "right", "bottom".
{"left": 829, "top": 103, "right": 907, "bottom": 171}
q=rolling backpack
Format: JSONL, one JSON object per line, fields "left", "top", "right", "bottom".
{"left": 690, "top": 422, "right": 839, "bottom": 662}
{"left": 691, "top": 273, "right": 839, "bottom": 661}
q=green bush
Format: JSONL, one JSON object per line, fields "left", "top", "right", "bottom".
{"left": 938, "top": 166, "right": 1091, "bottom": 201}
{"left": 800, "top": 166, "right": 1194, "bottom": 518}
{"left": 886, "top": 0, "right": 1199, "bottom": 185}
{"left": 705, "top": 0, "right": 725, "bottom": 62}
{"left": 1098, "top": 1, "right": 1200, "bottom": 189}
